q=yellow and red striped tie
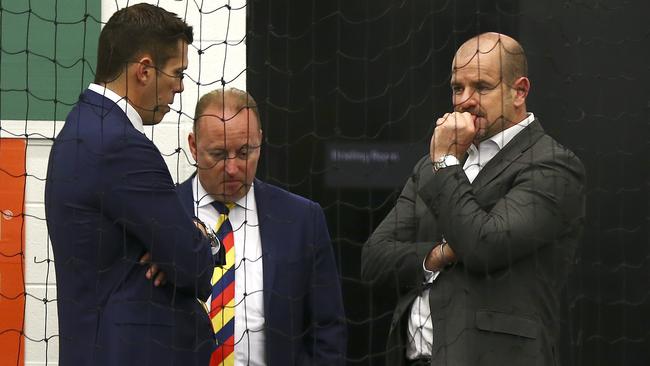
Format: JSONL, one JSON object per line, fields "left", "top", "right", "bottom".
{"left": 209, "top": 201, "right": 236, "bottom": 366}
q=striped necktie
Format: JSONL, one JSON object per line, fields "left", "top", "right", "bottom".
{"left": 209, "top": 201, "right": 236, "bottom": 366}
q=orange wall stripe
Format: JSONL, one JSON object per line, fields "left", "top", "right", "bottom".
{"left": 0, "top": 138, "right": 26, "bottom": 366}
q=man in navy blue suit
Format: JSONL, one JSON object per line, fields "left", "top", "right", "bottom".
{"left": 45, "top": 4, "right": 218, "bottom": 365}
{"left": 176, "top": 88, "right": 347, "bottom": 365}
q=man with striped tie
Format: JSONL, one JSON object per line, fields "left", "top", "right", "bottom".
{"left": 176, "top": 88, "right": 347, "bottom": 365}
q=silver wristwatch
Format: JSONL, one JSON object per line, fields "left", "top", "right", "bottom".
{"left": 432, "top": 154, "right": 460, "bottom": 172}
{"left": 193, "top": 218, "right": 220, "bottom": 255}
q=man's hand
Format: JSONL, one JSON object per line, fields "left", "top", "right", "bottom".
{"left": 140, "top": 252, "right": 167, "bottom": 287}
{"left": 425, "top": 241, "right": 457, "bottom": 272}
{"left": 430, "top": 112, "right": 477, "bottom": 162}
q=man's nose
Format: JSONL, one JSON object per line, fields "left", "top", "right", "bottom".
{"left": 224, "top": 157, "right": 239, "bottom": 175}
{"left": 455, "top": 89, "right": 478, "bottom": 111}
{"left": 175, "top": 78, "right": 184, "bottom": 93}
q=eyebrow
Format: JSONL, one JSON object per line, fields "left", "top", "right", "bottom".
{"left": 208, "top": 144, "right": 254, "bottom": 151}
{"left": 450, "top": 79, "right": 496, "bottom": 87}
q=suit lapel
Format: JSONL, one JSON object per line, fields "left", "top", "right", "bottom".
{"left": 177, "top": 174, "right": 196, "bottom": 218}
{"left": 472, "top": 120, "right": 545, "bottom": 191}
{"left": 182, "top": 176, "right": 280, "bottom": 312}
{"left": 253, "top": 179, "right": 280, "bottom": 312}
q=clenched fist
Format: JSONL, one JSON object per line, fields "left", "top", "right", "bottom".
{"left": 430, "top": 111, "right": 477, "bottom": 163}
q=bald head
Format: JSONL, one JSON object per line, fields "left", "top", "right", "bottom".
{"left": 450, "top": 32, "right": 531, "bottom": 140}
{"left": 193, "top": 88, "right": 261, "bottom": 135}
{"left": 454, "top": 32, "right": 528, "bottom": 86}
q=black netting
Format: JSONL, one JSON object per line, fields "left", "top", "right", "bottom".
{"left": 1, "top": 0, "right": 648, "bottom": 365}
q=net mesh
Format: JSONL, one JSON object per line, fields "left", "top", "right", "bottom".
{"left": 1, "top": 0, "right": 648, "bottom": 365}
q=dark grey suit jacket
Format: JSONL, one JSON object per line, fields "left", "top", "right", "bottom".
{"left": 361, "top": 120, "right": 585, "bottom": 366}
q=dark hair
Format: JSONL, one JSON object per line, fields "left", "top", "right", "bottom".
{"left": 94, "top": 3, "right": 193, "bottom": 83}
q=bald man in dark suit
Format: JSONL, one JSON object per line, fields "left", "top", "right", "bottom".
{"left": 362, "top": 33, "right": 585, "bottom": 366}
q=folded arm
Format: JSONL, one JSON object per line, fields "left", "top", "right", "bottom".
{"left": 420, "top": 149, "right": 585, "bottom": 274}
{"left": 361, "top": 157, "right": 439, "bottom": 294}
{"left": 101, "top": 137, "right": 214, "bottom": 300}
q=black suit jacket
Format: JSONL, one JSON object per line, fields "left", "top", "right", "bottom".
{"left": 45, "top": 90, "right": 215, "bottom": 366}
{"left": 362, "top": 120, "right": 585, "bottom": 366}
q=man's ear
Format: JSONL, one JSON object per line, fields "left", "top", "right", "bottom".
{"left": 512, "top": 76, "right": 530, "bottom": 107}
{"left": 134, "top": 55, "right": 154, "bottom": 85}
{"left": 188, "top": 130, "right": 198, "bottom": 163}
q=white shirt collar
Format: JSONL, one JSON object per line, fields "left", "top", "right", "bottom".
{"left": 467, "top": 112, "right": 535, "bottom": 155}
{"left": 87, "top": 83, "right": 144, "bottom": 133}
{"left": 487, "top": 112, "right": 535, "bottom": 150}
{"left": 191, "top": 175, "right": 256, "bottom": 212}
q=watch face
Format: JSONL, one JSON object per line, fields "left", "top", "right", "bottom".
{"left": 433, "top": 154, "right": 459, "bottom": 172}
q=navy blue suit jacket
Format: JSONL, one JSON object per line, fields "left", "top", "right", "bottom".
{"left": 45, "top": 90, "right": 216, "bottom": 365}
{"left": 177, "top": 177, "right": 347, "bottom": 365}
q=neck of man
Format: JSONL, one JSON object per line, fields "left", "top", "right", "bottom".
{"left": 100, "top": 75, "right": 147, "bottom": 122}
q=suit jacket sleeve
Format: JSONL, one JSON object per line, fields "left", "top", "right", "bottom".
{"left": 307, "top": 202, "right": 348, "bottom": 365}
{"left": 361, "top": 156, "right": 438, "bottom": 294}
{"left": 418, "top": 146, "right": 585, "bottom": 274}
{"left": 100, "top": 133, "right": 213, "bottom": 299}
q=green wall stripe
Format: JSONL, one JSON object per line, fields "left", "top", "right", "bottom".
{"left": 1, "top": 0, "right": 100, "bottom": 121}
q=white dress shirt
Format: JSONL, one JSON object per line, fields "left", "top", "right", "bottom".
{"left": 406, "top": 113, "right": 536, "bottom": 360}
{"left": 87, "top": 83, "right": 144, "bottom": 133}
{"left": 192, "top": 177, "right": 267, "bottom": 366}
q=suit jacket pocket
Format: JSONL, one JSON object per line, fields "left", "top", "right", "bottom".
{"left": 475, "top": 310, "right": 538, "bottom": 339}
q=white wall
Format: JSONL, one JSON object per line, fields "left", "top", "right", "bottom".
{"left": 5, "top": 1, "right": 247, "bottom": 364}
